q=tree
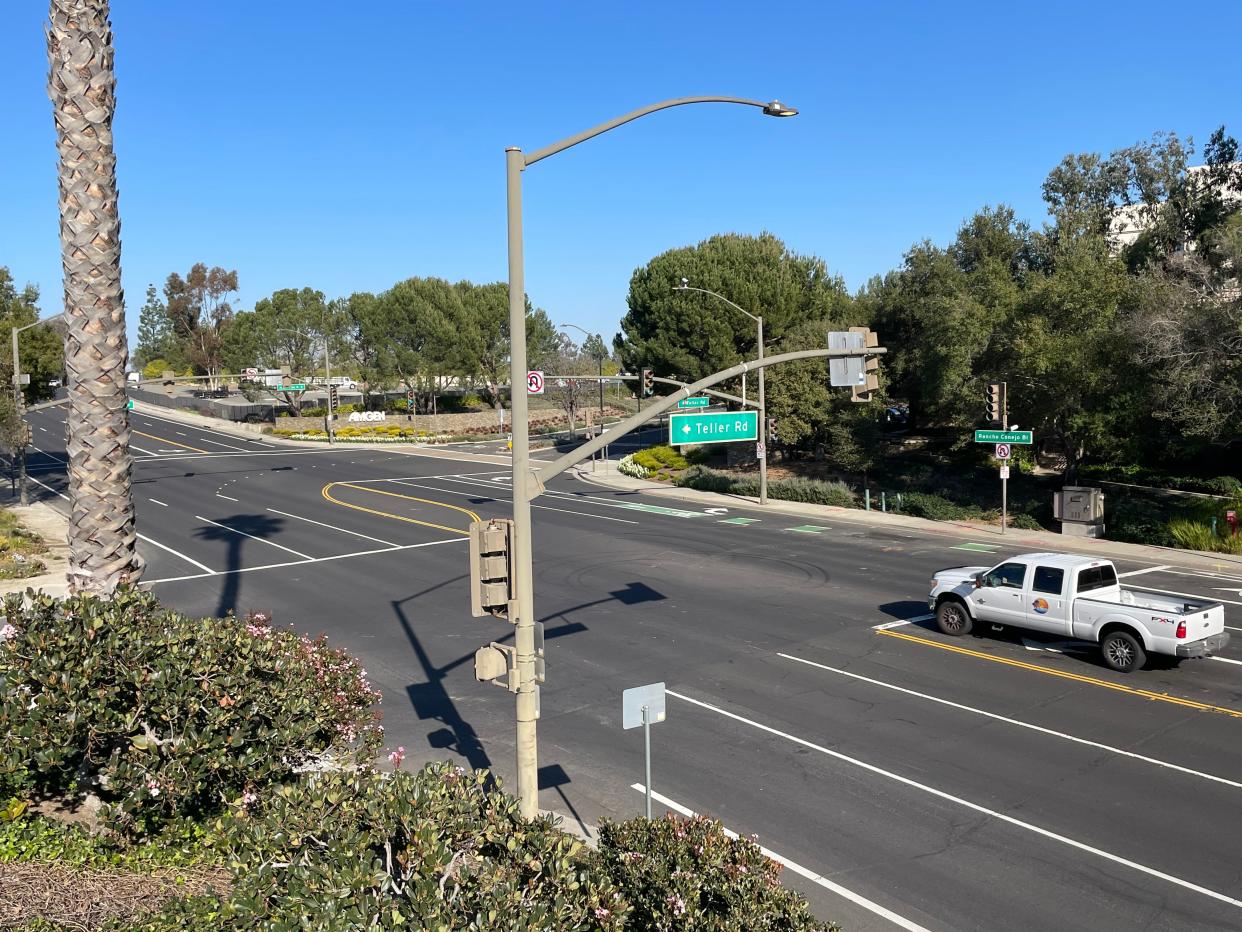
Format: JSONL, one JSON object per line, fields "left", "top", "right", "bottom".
{"left": 617, "top": 233, "right": 850, "bottom": 386}
{"left": 47, "top": 0, "right": 141, "bottom": 592}
{"left": 134, "top": 283, "right": 172, "bottom": 368}
{"left": 0, "top": 269, "right": 63, "bottom": 403}
{"left": 165, "top": 263, "right": 238, "bottom": 387}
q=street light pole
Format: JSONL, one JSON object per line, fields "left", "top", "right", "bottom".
{"left": 506, "top": 96, "right": 795, "bottom": 819}
{"left": 11, "top": 314, "right": 65, "bottom": 506}
{"left": 674, "top": 284, "right": 768, "bottom": 505}
{"left": 559, "top": 322, "right": 605, "bottom": 418}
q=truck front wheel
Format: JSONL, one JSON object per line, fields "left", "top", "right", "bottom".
{"left": 936, "top": 600, "right": 973, "bottom": 636}
{"left": 1101, "top": 631, "right": 1146, "bottom": 673}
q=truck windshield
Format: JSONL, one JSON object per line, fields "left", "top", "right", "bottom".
{"left": 1077, "top": 564, "right": 1118, "bottom": 593}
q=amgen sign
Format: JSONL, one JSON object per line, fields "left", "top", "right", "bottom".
{"left": 347, "top": 411, "right": 386, "bottom": 423}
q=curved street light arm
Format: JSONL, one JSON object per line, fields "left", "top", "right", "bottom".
{"left": 523, "top": 96, "right": 785, "bottom": 166}
{"left": 673, "top": 284, "right": 759, "bottom": 323}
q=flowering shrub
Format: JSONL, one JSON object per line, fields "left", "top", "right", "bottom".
{"left": 0, "top": 589, "right": 382, "bottom": 835}
{"left": 596, "top": 813, "right": 839, "bottom": 931}
{"left": 618, "top": 453, "right": 651, "bottom": 479}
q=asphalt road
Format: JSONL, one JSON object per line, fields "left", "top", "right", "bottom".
{"left": 16, "top": 403, "right": 1242, "bottom": 931}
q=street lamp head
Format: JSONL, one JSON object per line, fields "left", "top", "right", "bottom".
{"left": 679, "top": 278, "right": 689, "bottom": 288}
{"left": 762, "top": 100, "right": 798, "bottom": 117}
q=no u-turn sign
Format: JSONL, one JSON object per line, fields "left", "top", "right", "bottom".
{"left": 527, "top": 371, "right": 545, "bottom": 395}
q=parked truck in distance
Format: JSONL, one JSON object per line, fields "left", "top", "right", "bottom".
{"left": 929, "top": 553, "right": 1228, "bottom": 673}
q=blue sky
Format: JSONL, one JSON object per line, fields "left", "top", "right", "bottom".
{"left": 2, "top": 1, "right": 1239, "bottom": 350}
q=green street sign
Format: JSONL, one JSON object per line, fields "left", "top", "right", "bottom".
{"left": 284, "top": 383, "right": 307, "bottom": 392}
{"left": 974, "top": 429, "right": 1033, "bottom": 444}
{"left": 669, "top": 411, "right": 758, "bottom": 445}
{"left": 677, "top": 396, "right": 710, "bottom": 409}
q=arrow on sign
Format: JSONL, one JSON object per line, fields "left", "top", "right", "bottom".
{"left": 681, "top": 424, "right": 692, "bottom": 435}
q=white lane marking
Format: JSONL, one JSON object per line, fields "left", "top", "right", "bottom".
{"left": 129, "top": 443, "right": 159, "bottom": 456}
{"left": 193, "top": 515, "right": 312, "bottom": 559}
{"left": 135, "top": 532, "right": 216, "bottom": 574}
{"left": 1133, "top": 584, "right": 1242, "bottom": 607}
{"left": 1209, "top": 656, "right": 1242, "bottom": 667}
{"left": 629, "top": 784, "right": 931, "bottom": 932}
{"left": 1117, "top": 564, "right": 1172, "bottom": 578}
{"left": 133, "top": 410, "right": 270, "bottom": 450}
{"left": 148, "top": 498, "right": 168, "bottom": 507}
{"left": 30, "top": 444, "right": 67, "bottom": 465}
{"left": 175, "top": 431, "right": 187, "bottom": 436}
{"left": 385, "top": 478, "right": 639, "bottom": 525}
{"left": 1212, "top": 588, "right": 1242, "bottom": 599}
{"left": 434, "top": 473, "right": 670, "bottom": 517}
{"left": 158, "top": 449, "right": 185, "bottom": 454}
{"left": 267, "top": 507, "right": 399, "bottom": 547}
{"left": 872, "top": 615, "right": 930, "bottom": 630}
{"left": 216, "top": 493, "right": 240, "bottom": 502}
{"left": 776, "top": 652, "right": 1242, "bottom": 789}
{"left": 1165, "top": 568, "right": 1242, "bottom": 584}
{"left": 667, "top": 689, "right": 1242, "bottom": 910}
{"left": 37, "top": 426, "right": 47, "bottom": 432}
{"left": 28, "top": 474, "right": 68, "bottom": 501}
{"left": 144, "top": 536, "right": 466, "bottom": 585}
{"left": 186, "top": 433, "right": 257, "bottom": 452}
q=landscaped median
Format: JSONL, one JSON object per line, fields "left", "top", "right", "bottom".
{"left": 0, "top": 588, "right": 838, "bottom": 930}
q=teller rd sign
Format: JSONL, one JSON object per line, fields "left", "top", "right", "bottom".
{"left": 669, "top": 411, "right": 758, "bottom": 444}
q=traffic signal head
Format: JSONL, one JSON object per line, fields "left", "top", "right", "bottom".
{"left": 767, "top": 416, "right": 778, "bottom": 443}
{"left": 328, "top": 385, "right": 339, "bottom": 409}
{"left": 985, "top": 382, "right": 1004, "bottom": 423}
{"left": 640, "top": 368, "right": 654, "bottom": 397}
{"left": 406, "top": 388, "right": 415, "bottom": 410}
{"left": 847, "top": 327, "right": 880, "bottom": 403}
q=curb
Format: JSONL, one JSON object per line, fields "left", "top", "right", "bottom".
{"left": 574, "top": 466, "right": 1242, "bottom": 574}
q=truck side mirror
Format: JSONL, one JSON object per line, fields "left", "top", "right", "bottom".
{"left": 971, "top": 574, "right": 982, "bottom": 589}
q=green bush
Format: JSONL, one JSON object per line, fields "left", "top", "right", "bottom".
{"left": 596, "top": 813, "right": 837, "bottom": 931}
{"left": 0, "top": 590, "right": 382, "bottom": 836}
{"left": 896, "top": 491, "right": 971, "bottom": 521}
{"left": 142, "top": 763, "right": 628, "bottom": 930}
{"left": 675, "top": 466, "right": 745, "bottom": 494}
{"left": 675, "top": 468, "right": 856, "bottom": 507}
{"left": 1079, "top": 465, "right": 1241, "bottom": 496}
{"left": 1169, "top": 519, "right": 1219, "bottom": 552}
{"left": 1107, "top": 499, "right": 1177, "bottom": 547}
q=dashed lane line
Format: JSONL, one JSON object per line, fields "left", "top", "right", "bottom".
{"left": 267, "top": 507, "right": 399, "bottom": 547}
{"left": 629, "top": 784, "right": 932, "bottom": 932}
{"left": 1117, "top": 564, "right": 1173, "bottom": 578}
{"left": 385, "top": 478, "right": 639, "bottom": 525}
{"left": 786, "top": 524, "right": 831, "bottom": 534}
{"left": 777, "top": 651, "right": 1242, "bottom": 789}
{"left": 874, "top": 628, "right": 1242, "bottom": 719}
{"left": 136, "top": 532, "right": 215, "bottom": 575}
{"left": 132, "top": 429, "right": 210, "bottom": 454}
{"left": 143, "top": 537, "right": 466, "bottom": 585}
{"left": 194, "top": 515, "right": 312, "bottom": 560}
{"left": 667, "top": 689, "right": 1242, "bottom": 911}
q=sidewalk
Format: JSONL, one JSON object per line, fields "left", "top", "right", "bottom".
{"left": 575, "top": 463, "right": 1242, "bottom": 575}
{"left": 0, "top": 500, "right": 70, "bottom": 600}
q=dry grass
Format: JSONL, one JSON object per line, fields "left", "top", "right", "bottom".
{"left": 0, "top": 860, "right": 229, "bottom": 930}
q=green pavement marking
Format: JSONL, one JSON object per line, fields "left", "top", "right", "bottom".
{"left": 719, "top": 517, "right": 760, "bottom": 525}
{"left": 614, "top": 501, "right": 705, "bottom": 519}
{"left": 786, "top": 524, "right": 831, "bottom": 534}
{"left": 953, "top": 542, "right": 1000, "bottom": 552}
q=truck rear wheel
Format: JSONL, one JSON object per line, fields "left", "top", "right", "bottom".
{"left": 936, "top": 600, "right": 972, "bottom": 636}
{"left": 1101, "top": 630, "right": 1145, "bottom": 673}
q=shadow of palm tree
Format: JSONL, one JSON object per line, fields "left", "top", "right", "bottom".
{"left": 193, "top": 514, "right": 285, "bottom": 617}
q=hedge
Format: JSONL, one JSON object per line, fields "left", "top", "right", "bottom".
{"left": 676, "top": 467, "right": 856, "bottom": 508}
{"left": 1079, "top": 465, "right": 1241, "bottom": 496}
{"left": 121, "top": 764, "right": 838, "bottom": 930}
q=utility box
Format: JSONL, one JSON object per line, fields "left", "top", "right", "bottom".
{"left": 1054, "top": 486, "right": 1106, "bottom": 538}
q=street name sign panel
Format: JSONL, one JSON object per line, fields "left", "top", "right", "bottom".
{"left": 283, "top": 383, "right": 307, "bottom": 392}
{"left": 623, "top": 682, "right": 666, "bottom": 729}
{"left": 677, "top": 396, "right": 710, "bottom": 409}
{"left": 974, "top": 429, "right": 1033, "bottom": 444}
{"left": 669, "top": 411, "right": 758, "bottom": 444}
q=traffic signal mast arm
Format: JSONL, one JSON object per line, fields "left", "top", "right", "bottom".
{"left": 531, "top": 344, "right": 886, "bottom": 495}
{"left": 541, "top": 374, "right": 757, "bottom": 409}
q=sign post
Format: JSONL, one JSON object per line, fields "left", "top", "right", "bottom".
{"left": 623, "top": 682, "right": 666, "bottom": 818}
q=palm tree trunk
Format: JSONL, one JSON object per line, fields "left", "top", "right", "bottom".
{"left": 48, "top": 0, "right": 142, "bottom": 593}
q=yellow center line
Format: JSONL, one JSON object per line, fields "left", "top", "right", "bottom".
{"left": 131, "top": 429, "right": 210, "bottom": 454}
{"left": 320, "top": 482, "right": 479, "bottom": 537}
{"left": 876, "top": 628, "right": 1242, "bottom": 719}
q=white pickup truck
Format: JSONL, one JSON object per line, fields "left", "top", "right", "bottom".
{"left": 929, "top": 552, "right": 1229, "bottom": 672}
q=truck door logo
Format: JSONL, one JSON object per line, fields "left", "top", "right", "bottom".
{"left": 1032, "top": 598, "right": 1049, "bottom": 614}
